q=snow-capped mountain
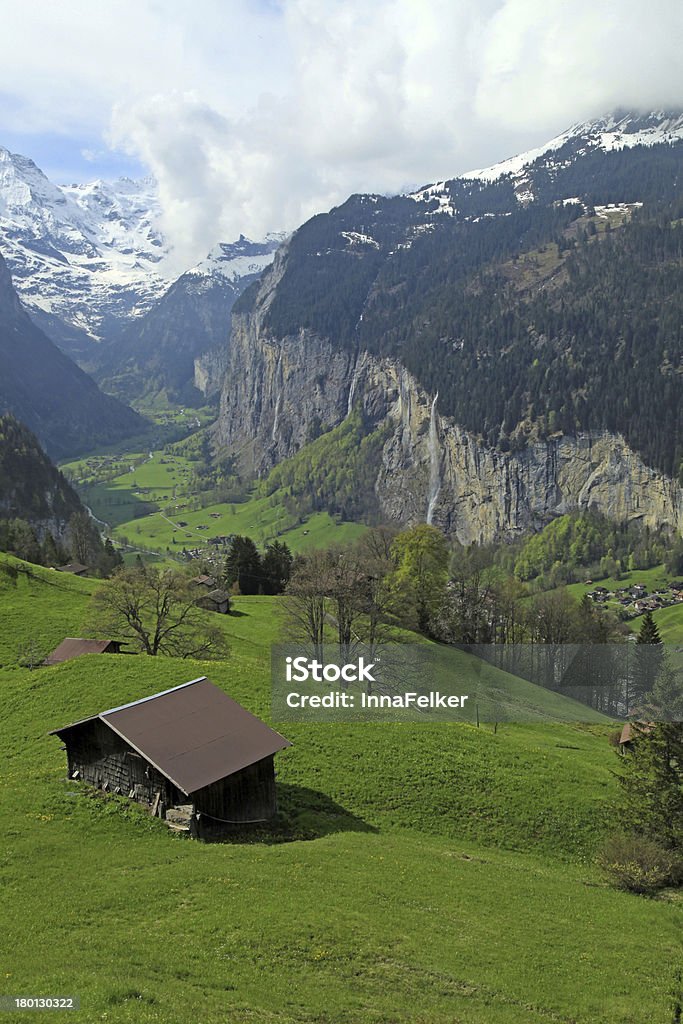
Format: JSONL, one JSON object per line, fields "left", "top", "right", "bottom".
{"left": 409, "top": 109, "right": 683, "bottom": 211}
{"left": 0, "top": 147, "right": 170, "bottom": 355}
{"left": 187, "top": 234, "right": 286, "bottom": 286}
{"left": 0, "top": 147, "right": 285, "bottom": 367}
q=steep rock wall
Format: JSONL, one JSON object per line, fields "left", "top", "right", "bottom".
{"left": 213, "top": 282, "right": 683, "bottom": 543}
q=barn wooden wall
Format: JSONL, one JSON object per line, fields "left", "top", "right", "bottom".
{"left": 60, "top": 720, "right": 184, "bottom": 807}
{"left": 194, "top": 756, "right": 277, "bottom": 827}
{"left": 57, "top": 725, "right": 280, "bottom": 838}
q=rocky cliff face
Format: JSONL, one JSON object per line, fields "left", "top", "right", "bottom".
{"left": 213, "top": 273, "right": 683, "bottom": 543}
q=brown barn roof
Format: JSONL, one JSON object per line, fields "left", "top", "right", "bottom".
{"left": 192, "top": 574, "right": 216, "bottom": 587}
{"left": 50, "top": 677, "right": 291, "bottom": 795}
{"left": 58, "top": 562, "right": 89, "bottom": 575}
{"left": 619, "top": 723, "right": 634, "bottom": 744}
{"left": 619, "top": 721, "right": 654, "bottom": 744}
{"left": 43, "top": 638, "right": 120, "bottom": 666}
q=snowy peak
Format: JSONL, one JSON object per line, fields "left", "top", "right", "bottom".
{"left": 0, "top": 145, "right": 171, "bottom": 347}
{"left": 463, "top": 109, "right": 683, "bottom": 184}
{"left": 61, "top": 176, "right": 164, "bottom": 260}
{"left": 408, "top": 109, "right": 683, "bottom": 211}
{"left": 187, "top": 233, "right": 286, "bottom": 284}
{"left": 0, "top": 147, "right": 283, "bottom": 355}
{"left": 0, "top": 146, "right": 69, "bottom": 216}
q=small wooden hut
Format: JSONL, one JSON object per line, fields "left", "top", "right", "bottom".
{"left": 50, "top": 677, "right": 290, "bottom": 838}
{"left": 58, "top": 562, "right": 89, "bottom": 577}
{"left": 196, "top": 588, "right": 230, "bottom": 614}
{"left": 43, "top": 638, "right": 124, "bottom": 666}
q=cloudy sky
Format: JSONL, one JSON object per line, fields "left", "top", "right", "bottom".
{"left": 2, "top": 0, "right": 682, "bottom": 269}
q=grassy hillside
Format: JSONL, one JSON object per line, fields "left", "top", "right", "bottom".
{"left": 0, "top": 555, "right": 100, "bottom": 667}
{"left": 0, "top": 556, "right": 681, "bottom": 1023}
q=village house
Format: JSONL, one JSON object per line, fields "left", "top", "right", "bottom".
{"left": 191, "top": 574, "right": 216, "bottom": 589}
{"left": 50, "top": 677, "right": 291, "bottom": 839}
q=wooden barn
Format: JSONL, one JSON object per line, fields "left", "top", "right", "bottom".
{"left": 50, "top": 677, "right": 291, "bottom": 839}
{"left": 58, "top": 562, "right": 89, "bottom": 576}
{"left": 43, "top": 638, "right": 124, "bottom": 666}
{"left": 196, "top": 588, "right": 230, "bottom": 614}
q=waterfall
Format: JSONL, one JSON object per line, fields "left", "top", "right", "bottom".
{"left": 272, "top": 393, "right": 281, "bottom": 441}
{"left": 347, "top": 354, "right": 364, "bottom": 416}
{"left": 426, "top": 393, "right": 441, "bottom": 525}
{"left": 272, "top": 352, "right": 283, "bottom": 441}
{"left": 399, "top": 368, "right": 412, "bottom": 453}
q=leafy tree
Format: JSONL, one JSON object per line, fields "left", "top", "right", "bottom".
{"left": 5, "top": 519, "right": 42, "bottom": 565}
{"left": 87, "top": 566, "right": 228, "bottom": 659}
{"left": 68, "top": 511, "right": 98, "bottom": 566}
{"left": 388, "top": 525, "right": 449, "bottom": 634}
{"left": 352, "top": 527, "right": 398, "bottom": 649}
{"left": 285, "top": 550, "right": 329, "bottom": 660}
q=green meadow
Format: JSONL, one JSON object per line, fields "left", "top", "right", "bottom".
{"left": 61, "top": 448, "right": 368, "bottom": 554}
{"left": 115, "top": 496, "right": 367, "bottom": 555}
{"left": 0, "top": 554, "right": 681, "bottom": 1022}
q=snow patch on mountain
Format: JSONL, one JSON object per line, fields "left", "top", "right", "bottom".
{"left": 462, "top": 110, "right": 683, "bottom": 184}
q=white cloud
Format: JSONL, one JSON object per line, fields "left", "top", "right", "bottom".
{"left": 2, "top": 0, "right": 683, "bottom": 270}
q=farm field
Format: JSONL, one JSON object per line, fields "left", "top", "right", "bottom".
{"left": 0, "top": 555, "right": 681, "bottom": 1022}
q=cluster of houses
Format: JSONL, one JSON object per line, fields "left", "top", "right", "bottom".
{"left": 585, "top": 580, "right": 683, "bottom": 618}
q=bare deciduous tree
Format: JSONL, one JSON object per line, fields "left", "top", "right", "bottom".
{"left": 87, "top": 566, "right": 229, "bottom": 659}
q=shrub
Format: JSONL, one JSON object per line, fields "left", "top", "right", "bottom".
{"left": 597, "top": 834, "right": 682, "bottom": 895}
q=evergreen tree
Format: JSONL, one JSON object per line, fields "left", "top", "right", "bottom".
{"left": 225, "top": 536, "right": 262, "bottom": 595}
{"left": 618, "top": 721, "right": 683, "bottom": 851}
{"left": 634, "top": 611, "right": 664, "bottom": 703}
{"left": 261, "top": 541, "right": 293, "bottom": 595}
